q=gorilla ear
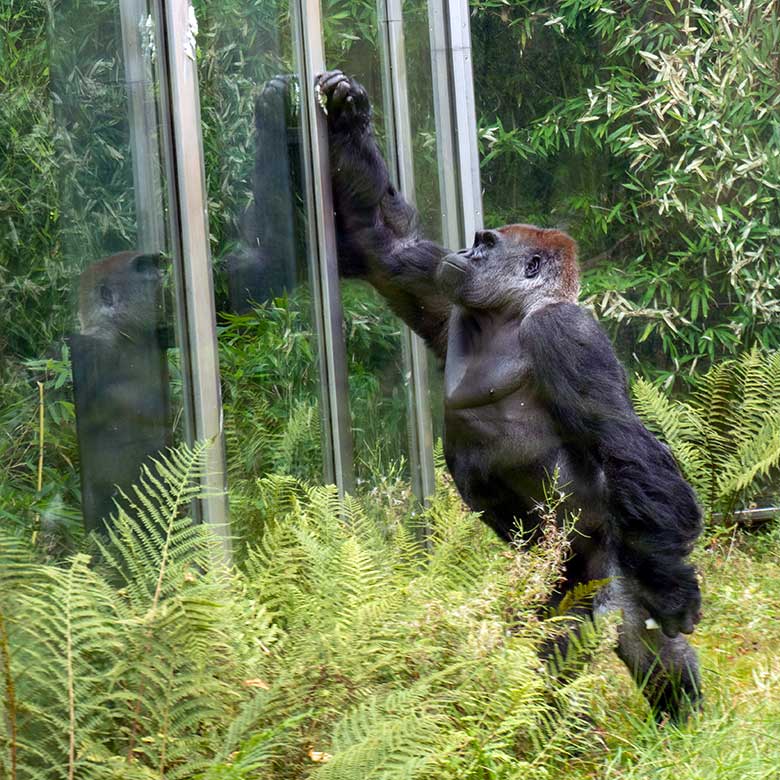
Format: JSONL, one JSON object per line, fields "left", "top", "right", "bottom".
{"left": 133, "top": 253, "right": 162, "bottom": 277}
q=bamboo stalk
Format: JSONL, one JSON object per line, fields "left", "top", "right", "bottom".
{"left": 32, "top": 381, "right": 45, "bottom": 544}
{"left": 36, "top": 381, "right": 44, "bottom": 494}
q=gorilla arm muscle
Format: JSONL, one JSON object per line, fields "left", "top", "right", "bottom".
{"left": 522, "top": 302, "right": 703, "bottom": 638}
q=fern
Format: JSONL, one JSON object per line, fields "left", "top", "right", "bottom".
{"left": 633, "top": 347, "right": 780, "bottom": 521}
{"left": 3, "top": 443, "right": 609, "bottom": 779}
{"left": 0, "top": 443, "right": 277, "bottom": 778}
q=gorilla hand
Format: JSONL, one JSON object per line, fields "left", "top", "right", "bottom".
{"left": 315, "top": 70, "right": 371, "bottom": 134}
{"left": 256, "top": 74, "right": 299, "bottom": 126}
{"left": 638, "top": 565, "right": 702, "bottom": 638}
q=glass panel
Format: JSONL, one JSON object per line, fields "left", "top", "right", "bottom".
{"left": 403, "top": 1, "right": 445, "bottom": 244}
{"left": 192, "top": 0, "right": 324, "bottom": 499}
{"left": 323, "top": 6, "right": 414, "bottom": 494}
{"left": 0, "top": 0, "right": 182, "bottom": 544}
{"left": 402, "top": 0, "right": 447, "bottom": 445}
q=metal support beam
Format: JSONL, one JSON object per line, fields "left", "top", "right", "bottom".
{"left": 377, "top": 0, "right": 436, "bottom": 503}
{"left": 292, "top": 0, "right": 356, "bottom": 497}
{"left": 427, "top": 0, "right": 483, "bottom": 247}
{"left": 155, "top": 0, "right": 231, "bottom": 559}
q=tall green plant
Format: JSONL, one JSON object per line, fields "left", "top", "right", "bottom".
{"left": 633, "top": 348, "right": 780, "bottom": 522}
{"left": 0, "top": 442, "right": 608, "bottom": 779}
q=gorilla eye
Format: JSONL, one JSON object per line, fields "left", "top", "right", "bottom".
{"left": 525, "top": 254, "right": 542, "bottom": 278}
{"left": 474, "top": 230, "right": 497, "bottom": 249}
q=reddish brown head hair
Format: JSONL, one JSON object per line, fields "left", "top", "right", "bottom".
{"left": 498, "top": 224, "right": 580, "bottom": 300}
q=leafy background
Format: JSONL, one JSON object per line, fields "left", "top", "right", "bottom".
{"left": 1, "top": 0, "right": 780, "bottom": 777}
{"left": 472, "top": 0, "right": 780, "bottom": 383}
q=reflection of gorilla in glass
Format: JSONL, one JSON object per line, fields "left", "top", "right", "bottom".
{"left": 71, "top": 251, "right": 171, "bottom": 533}
{"left": 226, "top": 76, "right": 304, "bottom": 312}
{"left": 317, "top": 71, "right": 703, "bottom": 720}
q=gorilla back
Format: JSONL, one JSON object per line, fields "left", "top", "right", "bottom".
{"left": 317, "top": 70, "right": 703, "bottom": 721}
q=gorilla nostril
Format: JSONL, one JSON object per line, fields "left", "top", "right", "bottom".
{"left": 474, "top": 230, "right": 497, "bottom": 248}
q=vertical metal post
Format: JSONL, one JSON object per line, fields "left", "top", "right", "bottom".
{"left": 120, "top": 0, "right": 165, "bottom": 254}
{"left": 377, "top": 0, "right": 436, "bottom": 502}
{"left": 428, "top": 0, "right": 483, "bottom": 246}
{"left": 292, "top": 0, "right": 356, "bottom": 497}
{"left": 155, "top": 0, "right": 231, "bottom": 558}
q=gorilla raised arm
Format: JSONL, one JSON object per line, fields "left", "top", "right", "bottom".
{"left": 318, "top": 71, "right": 451, "bottom": 360}
{"left": 317, "top": 71, "right": 702, "bottom": 719}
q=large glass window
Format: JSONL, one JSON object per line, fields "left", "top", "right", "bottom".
{"left": 0, "top": 0, "right": 483, "bottom": 547}
{"left": 322, "top": 5, "right": 417, "bottom": 494}
{"left": 194, "top": 0, "right": 325, "bottom": 502}
{"left": 1, "top": 0, "right": 184, "bottom": 543}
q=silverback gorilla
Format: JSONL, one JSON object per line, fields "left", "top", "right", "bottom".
{"left": 316, "top": 70, "right": 702, "bottom": 720}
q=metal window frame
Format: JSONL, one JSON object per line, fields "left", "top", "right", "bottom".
{"left": 377, "top": 0, "right": 436, "bottom": 503}
{"left": 292, "top": 0, "right": 356, "bottom": 497}
{"left": 119, "top": 0, "right": 166, "bottom": 255}
{"left": 154, "top": 0, "right": 231, "bottom": 559}
{"left": 427, "top": 0, "right": 483, "bottom": 247}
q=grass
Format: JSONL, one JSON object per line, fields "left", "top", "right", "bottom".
{"left": 566, "top": 527, "right": 780, "bottom": 779}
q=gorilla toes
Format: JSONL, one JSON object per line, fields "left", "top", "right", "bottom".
{"left": 315, "top": 70, "right": 370, "bottom": 131}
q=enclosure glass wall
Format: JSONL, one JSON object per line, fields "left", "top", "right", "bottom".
{"left": 1, "top": 0, "right": 187, "bottom": 545}
{"left": 193, "top": 0, "right": 326, "bottom": 500}
{"left": 323, "top": 4, "right": 418, "bottom": 499}
{"left": 0, "top": 0, "right": 482, "bottom": 544}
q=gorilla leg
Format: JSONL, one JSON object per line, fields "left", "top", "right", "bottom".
{"left": 595, "top": 569, "right": 701, "bottom": 722}
{"left": 541, "top": 547, "right": 606, "bottom": 679}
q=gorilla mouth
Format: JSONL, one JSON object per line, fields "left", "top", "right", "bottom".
{"left": 438, "top": 253, "right": 469, "bottom": 298}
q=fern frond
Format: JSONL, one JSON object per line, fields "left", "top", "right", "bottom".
{"left": 718, "top": 424, "right": 780, "bottom": 497}
{"left": 548, "top": 579, "right": 611, "bottom": 618}
{"left": 632, "top": 377, "right": 684, "bottom": 444}
{"left": 634, "top": 349, "right": 780, "bottom": 520}
{"left": 11, "top": 554, "right": 125, "bottom": 777}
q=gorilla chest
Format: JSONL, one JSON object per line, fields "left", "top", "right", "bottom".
{"left": 442, "top": 308, "right": 561, "bottom": 474}
{"left": 444, "top": 387, "right": 561, "bottom": 478}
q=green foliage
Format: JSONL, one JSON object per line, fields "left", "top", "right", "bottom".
{"left": 0, "top": 0, "right": 65, "bottom": 359}
{"left": 1, "top": 442, "right": 240, "bottom": 778}
{"left": 471, "top": 0, "right": 780, "bottom": 381}
{"left": 219, "top": 283, "right": 410, "bottom": 496}
{"left": 1, "top": 443, "right": 610, "bottom": 778}
{"left": 633, "top": 347, "right": 780, "bottom": 521}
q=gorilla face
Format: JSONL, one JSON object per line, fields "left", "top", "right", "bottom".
{"left": 79, "top": 252, "right": 164, "bottom": 340}
{"left": 436, "top": 225, "right": 579, "bottom": 315}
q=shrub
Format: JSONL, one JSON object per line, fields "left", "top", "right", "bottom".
{"left": 0, "top": 443, "right": 608, "bottom": 778}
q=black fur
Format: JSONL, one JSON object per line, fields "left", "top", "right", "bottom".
{"left": 317, "top": 70, "right": 702, "bottom": 720}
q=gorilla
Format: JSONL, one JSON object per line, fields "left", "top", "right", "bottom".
{"left": 316, "top": 70, "right": 703, "bottom": 720}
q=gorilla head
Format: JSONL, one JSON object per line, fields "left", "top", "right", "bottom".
{"left": 78, "top": 251, "right": 163, "bottom": 342}
{"left": 437, "top": 225, "right": 580, "bottom": 316}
